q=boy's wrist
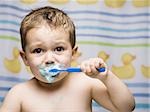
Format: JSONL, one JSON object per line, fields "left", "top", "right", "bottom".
{"left": 96, "top": 70, "right": 110, "bottom": 83}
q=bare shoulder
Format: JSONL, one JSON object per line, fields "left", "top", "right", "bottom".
{"left": 0, "top": 79, "right": 34, "bottom": 112}
{"left": 3, "top": 79, "right": 33, "bottom": 102}
{"left": 8, "top": 79, "right": 34, "bottom": 94}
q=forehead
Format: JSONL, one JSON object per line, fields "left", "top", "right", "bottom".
{"left": 26, "top": 25, "right": 70, "bottom": 44}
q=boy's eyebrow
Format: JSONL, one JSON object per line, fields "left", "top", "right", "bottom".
{"left": 29, "top": 40, "right": 67, "bottom": 47}
{"left": 29, "top": 41, "right": 43, "bottom": 46}
{"left": 53, "top": 41, "right": 67, "bottom": 44}
{"left": 28, "top": 43, "right": 43, "bottom": 49}
{"left": 50, "top": 38, "right": 69, "bottom": 44}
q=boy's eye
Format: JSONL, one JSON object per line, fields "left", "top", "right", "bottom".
{"left": 32, "top": 48, "right": 43, "bottom": 54}
{"left": 54, "top": 47, "right": 64, "bottom": 52}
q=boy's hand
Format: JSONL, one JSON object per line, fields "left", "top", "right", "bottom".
{"left": 80, "top": 58, "right": 108, "bottom": 79}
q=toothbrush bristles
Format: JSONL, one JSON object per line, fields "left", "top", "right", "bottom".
{"left": 50, "top": 69, "right": 58, "bottom": 72}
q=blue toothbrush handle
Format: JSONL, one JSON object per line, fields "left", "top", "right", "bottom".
{"left": 67, "top": 67, "right": 105, "bottom": 72}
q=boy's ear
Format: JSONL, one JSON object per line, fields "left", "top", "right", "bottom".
{"left": 72, "top": 46, "right": 78, "bottom": 56}
{"left": 19, "top": 50, "right": 29, "bottom": 66}
{"left": 72, "top": 46, "right": 78, "bottom": 61}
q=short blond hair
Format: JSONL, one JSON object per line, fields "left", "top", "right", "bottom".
{"left": 20, "top": 6, "right": 76, "bottom": 51}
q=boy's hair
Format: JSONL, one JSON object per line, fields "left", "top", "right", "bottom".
{"left": 20, "top": 6, "right": 76, "bottom": 51}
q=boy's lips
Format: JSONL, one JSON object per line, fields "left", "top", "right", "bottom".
{"left": 51, "top": 74, "right": 59, "bottom": 77}
{"left": 38, "top": 64, "right": 64, "bottom": 83}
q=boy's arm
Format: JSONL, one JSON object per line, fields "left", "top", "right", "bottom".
{"left": 0, "top": 85, "right": 21, "bottom": 112}
{"left": 92, "top": 71, "right": 135, "bottom": 112}
{"left": 80, "top": 58, "right": 135, "bottom": 112}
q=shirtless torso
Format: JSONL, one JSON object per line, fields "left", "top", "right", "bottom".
{"left": 4, "top": 73, "right": 102, "bottom": 112}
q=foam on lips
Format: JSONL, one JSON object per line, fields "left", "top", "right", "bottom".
{"left": 38, "top": 64, "right": 61, "bottom": 83}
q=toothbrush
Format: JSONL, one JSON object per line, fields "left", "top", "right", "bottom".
{"left": 49, "top": 67, "right": 105, "bottom": 73}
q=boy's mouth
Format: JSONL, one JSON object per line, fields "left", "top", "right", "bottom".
{"left": 38, "top": 64, "right": 63, "bottom": 83}
{"left": 51, "top": 74, "right": 58, "bottom": 78}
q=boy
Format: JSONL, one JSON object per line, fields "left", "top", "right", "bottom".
{"left": 0, "top": 6, "right": 135, "bottom": 112}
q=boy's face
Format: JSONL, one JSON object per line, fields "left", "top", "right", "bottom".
{"left": 20, "top": 25, "right": 76, "bottom": 83}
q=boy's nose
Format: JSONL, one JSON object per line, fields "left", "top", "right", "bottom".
{"left": 45, "top": 51, "right": 55, "bottom": 66}
{"left": 45, "top": 61, "right": 54, "bottom": 65}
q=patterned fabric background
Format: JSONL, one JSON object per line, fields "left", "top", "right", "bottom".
{"left": 0, "top": 0, "right": 149, "bottom": 112}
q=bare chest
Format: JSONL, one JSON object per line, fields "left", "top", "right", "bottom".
{"left": 21, "top": 87, "right": 92, "bottom": 112}
{"left": 21, "top": 75, "right": 93, "bottom": 112}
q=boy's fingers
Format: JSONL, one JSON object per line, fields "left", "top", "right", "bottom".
{"left": 80, "top": 62, "right": 88, "bottom": 72}
{"left": 80, "top": 58, "right": 107, "bottom": 76}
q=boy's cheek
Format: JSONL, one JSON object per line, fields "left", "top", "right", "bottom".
{"left": 59, "top": 55, "right": 72, "bottom": 66}
{"left": 26, "top": 57, "right": 42, "bottom": 68}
